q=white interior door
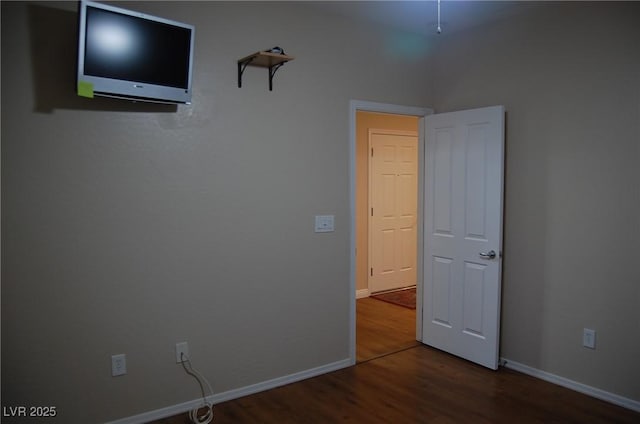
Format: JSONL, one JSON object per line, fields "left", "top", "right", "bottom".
{"left": 422, "top": 106, "right": 504, "bottom": 369}
{"left": 369, "top": 129, "right": 418, "bottom": 294}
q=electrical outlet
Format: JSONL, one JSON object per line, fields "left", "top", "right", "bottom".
{"left": 111, "top": 354, "right": 127, "bottom": 376}
{"left": 583, "top": 328, "right": 596, "bottom": 349}
{"left": 314, "top": 215, "right": 335, "bottom": 233}
{"left": 176, "top": 342, "right": 189, "bottom": 363}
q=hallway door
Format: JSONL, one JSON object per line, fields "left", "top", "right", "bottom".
{"left": 369, "top": 129, "right": 418, "bottom": 294}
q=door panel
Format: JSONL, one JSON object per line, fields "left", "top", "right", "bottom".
{"left": 433, "top": 130, "right": 454, "bottom": 235}
{"left": 432, "top": 256, "right": 453, "bottom": 327}
{"left": 422, "top": 106, "right": 504, "bottom": 370}
{"left": 462, "top": 261, "right": 486, "bottom": 337}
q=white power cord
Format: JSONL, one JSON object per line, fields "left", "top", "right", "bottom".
{"left": 180, "top": 352, "right": 214, "bottom": 424}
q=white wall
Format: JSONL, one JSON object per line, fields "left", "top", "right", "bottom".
{"left": 1, "top": 1, "right": 433, "bottom": 422}
{"left": 431, "top": 1, "right": 640, "bottom": 402}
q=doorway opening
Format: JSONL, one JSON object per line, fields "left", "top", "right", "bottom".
{"left": 350, "top": 102, "right": 505, "bottom": 369}
{"left": 349, "top": 101, "right": 433, "bottom": 364}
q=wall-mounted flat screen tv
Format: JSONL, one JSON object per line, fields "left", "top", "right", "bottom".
{"left": 77, "top": 0, "right": 195, "bottom": 104}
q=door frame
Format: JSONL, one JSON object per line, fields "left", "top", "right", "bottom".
{"left": 349, "top": 100, "right": 433, "bottom": 364}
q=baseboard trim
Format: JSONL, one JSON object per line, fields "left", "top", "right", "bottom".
{"left": 500, "top": 357, "right": 640, "bottom": 413}
{"left": 356, "top": 289, "right": 370, "bottom": 299}
{"left": 106, "top": 358, "right": 352, "bottom": 424}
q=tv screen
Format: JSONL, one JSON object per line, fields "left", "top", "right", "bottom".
{"left": 77, "top": 0, "right": 195, "bottom": 104}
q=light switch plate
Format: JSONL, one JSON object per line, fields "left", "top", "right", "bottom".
{"left": 315, "top": 215, "right": 335, "bottom": 233}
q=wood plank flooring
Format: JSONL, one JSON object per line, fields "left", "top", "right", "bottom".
{"left": 356, "top": 296, "right": 418, "bottom": 362}
{"left": 152, "top": 298, "right": 639, "bottom": 424}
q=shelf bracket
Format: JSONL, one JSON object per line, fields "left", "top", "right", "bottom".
{"left": 237, "top": 57, "right": 255, "bottom": 89}
{"left": 268, "top": 62, "right": 286, "bottom": 91}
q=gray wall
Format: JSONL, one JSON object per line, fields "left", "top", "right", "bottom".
{"left": 431, "top": 1, "right": 640, "bottom": 402}
{"left": 2, "top": 1, "right": 639, "bottom": 423}
{"left": 1, "top": 1, "right": 432, "bottom": 423}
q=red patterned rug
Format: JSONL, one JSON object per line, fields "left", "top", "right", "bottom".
{"left": 370, "top": 287, "right": 416, "bottom": 309}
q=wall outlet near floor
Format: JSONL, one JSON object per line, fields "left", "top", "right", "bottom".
{"left": 583, "top": 328, "right": 596, "bottom": 349}
{"left": 176, "top": 341, "right": 189, "bottom": 363}
{"left": 111, "top": 353, "right": 127, "bottom": 376}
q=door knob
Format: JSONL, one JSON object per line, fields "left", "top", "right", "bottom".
{"left": 479, "top": 250, "right": 497, "bottom": 260}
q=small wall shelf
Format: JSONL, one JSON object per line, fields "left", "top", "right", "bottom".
{"left": 237, "top": 51, "right": 294, "bottom": 91}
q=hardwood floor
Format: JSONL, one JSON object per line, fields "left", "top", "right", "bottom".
{"left": 152, "top": 298, "right": 639, "bottom": 423}
{"left": 356, "top": 296, "right": 419, "bottom": 362}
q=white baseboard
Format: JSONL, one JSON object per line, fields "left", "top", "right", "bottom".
{"left": 500, "top": 357, "right": 640, "bottom": 413}
{"left": 356, "top": 289, "right": 370, "bottom": 299}
{"left": 106, "top": 358, "right": 352, "bottom": 424}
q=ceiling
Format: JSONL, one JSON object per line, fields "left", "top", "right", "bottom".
{"left": 309, "top": 1, "right": 536, "bottom": 37}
